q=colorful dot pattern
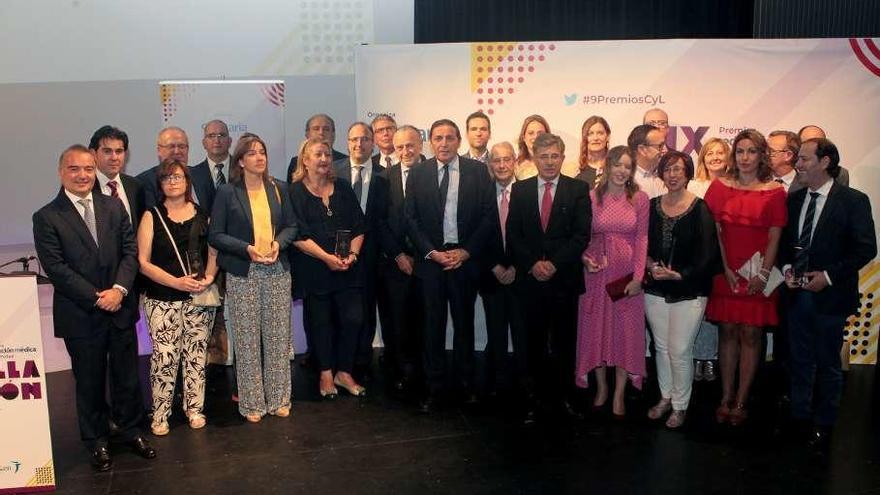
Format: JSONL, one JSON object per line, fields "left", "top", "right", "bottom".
{"left": 470, "top": 42, "right": 555, "bottom": 115}
{"left": 844, "top": 260, "right": 879, "bottom": 365}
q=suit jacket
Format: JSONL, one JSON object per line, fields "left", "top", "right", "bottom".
{"left": 137, "top": 162, "right": 216, "bottom": 212}
{"left": 506, "top": 175, "right": 591, "bottom": 295}
{"left": 380, "top": 164, "right": 414, "bottom": 261}
{"left": 404, "top": 156, "right": 495, "bottom": 279}
{"left": 480, "top": 183, "right": 512, "bottom": 292}
{"left": 333, "top": 158, "right": 389, "bottom": 272}
{"left": 208, "top": 178, "right": 298, "bottom": 277}
{"left": 287, "top": 149, "right": 347, "bottom": 183}
{"left": 781, "top": 182, "right": 876, "bottom": 316}
{"left": 837, "top": 166, "right": 850, "bottom": 187}
{"left": 33, "top": 190, "right": 140, "bottom": 338}
{"left": 91, "top": 173, "right": 146, "bottom": 233}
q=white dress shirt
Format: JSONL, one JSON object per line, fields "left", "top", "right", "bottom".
{"left": 207, "top": 156, "right": 230, "bottom": 185}
{"left": 439, "top": 156, "right": 460, "bottom": 244}
{"left": 633, "top": 165, "right": 667, "bottom": 199}
{"left": 96, "top": 171, "right": 132, "bottom": 222}
{"left": 776, "top": 168, "right": 797, "bottom": 193}
{"left": 788, "top": 178, "right": 834, "bottom": 285}
{"left": 536, "top": 175, "right": 560, "bottom": 210}
{"left": 379, "top": 152, "right": 399, "bottom": 168}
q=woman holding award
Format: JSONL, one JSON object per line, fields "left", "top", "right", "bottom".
{"left": 289, "top": 138, "right": 367, "bottom": 399}
{"left": 643, "top": 151, "right": 720, "bottom": 428}
{"left": 209, "top": 135, "right": 297, "bottom": 423}
{"left": 575, "top": 145, "right": 649, "bottom": 418}
{"left": 703, "top": 129, "right": 786, "bottom": 426}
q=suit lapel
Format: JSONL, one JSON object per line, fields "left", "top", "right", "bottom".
{"left": 812, "top": 182, "right": 840, "bottom": 241}
{"left": 266, "top": 179, "right": 281, "bottom": 232}
{"left": 55, "top": 192, "right": 98, "bottom": 250}
{"left": 233, "top": 182, "right": 254, "bottom": 230}
{"left": 93, "top": 195, "right": 112, "bottom": 255}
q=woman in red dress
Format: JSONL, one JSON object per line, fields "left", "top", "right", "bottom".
{"left": 704, "top": 129, "right": 786, "bottom": 426}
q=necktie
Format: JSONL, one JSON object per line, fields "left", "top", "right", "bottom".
{"left": 438, "top": 163, "right": 449, "bottom": 208}
{"left": 385, "top": 156, "right": 393, "bottom": 168}
{"left": 402, "top": 168, "right": 409, "bottom": 198}
{"left": 793, "top": 191, "right": 820, "bottom": 275}
{"left": 78, "top": 198, "right": 99, "bottom": 246}
{"left": 499, "top": 188, "right": 509, "bottom": 246}
{"left": 215, "top": 164, "right": 226, "bottom": 187}
{"left": 352, "top": 165, "right": 364, "bottom": 203}
{"left": 540, "top": 181, "right": 553, "bottom": 232}
{"left": 107, "top": 180, "right": 119, "bottom": 199}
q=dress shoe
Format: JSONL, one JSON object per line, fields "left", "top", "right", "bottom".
{"left": 334, "top": 376, "right": 367, "bottom": 397}
{"left": 129, "top": 436, "right": 157, "bottom": 459}
{"left": 92, "top": 446, "right": 112, "bottom": 472}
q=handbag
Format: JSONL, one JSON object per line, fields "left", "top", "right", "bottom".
{"left": 605, "top": 272, "right": 634, "bottom": 302}
{"left": 153, "top": 207, "right": 221, "bottom": 307}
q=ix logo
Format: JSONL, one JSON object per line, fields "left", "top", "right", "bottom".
{"left": 563, "top": 93, "right": 577, "bottom": 106}
{"left": 10, "top": 461, "right": 20, "bottom": 473}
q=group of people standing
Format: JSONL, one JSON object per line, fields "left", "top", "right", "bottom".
{"left": 33, "top": 107, "right": 875, "bottom": 471}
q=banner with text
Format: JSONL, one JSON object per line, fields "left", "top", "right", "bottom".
{"left": 355, "top": 38, "right": 880, "bottom": 363}
{"left": 0, "top": 276, "right": 54, "bottom": 493}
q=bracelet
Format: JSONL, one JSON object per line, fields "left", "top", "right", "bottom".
{"left": 759, "top": 267, "right": 771, "bottom": 275}
{"left": 757, "top": 272, "right": 768, "bottom": 283}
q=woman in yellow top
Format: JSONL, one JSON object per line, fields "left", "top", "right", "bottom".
{"left": 209, "top": 135, "right": 298, "bottom": 423}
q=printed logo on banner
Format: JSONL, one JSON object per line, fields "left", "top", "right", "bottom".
{"left": 666, "top": 126, "right": 710, "bottom": 155}
{"left": 471, "top": 42, "right": 557, "bottom": 115}
{"left": 260, "top": 83, "right": 286, "bottom": 108}
{"left": 849, "top": 38, "right": 880, "bottom": 78}
{"left": 0, "top": 357, "right": 43, "bottom": 401}
{"left": 563, "top": 93, "right": 577, "bottom": 106}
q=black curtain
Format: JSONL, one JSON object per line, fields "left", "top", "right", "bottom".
{"left": 415, "top": 0, "right": 754, "bottom": 44}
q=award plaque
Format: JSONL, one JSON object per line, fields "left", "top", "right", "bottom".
{"left": 335, "top": 230, "right": 352, "bottom": 258}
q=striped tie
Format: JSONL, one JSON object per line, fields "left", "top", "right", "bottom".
{"left": 793, "top": 191, "right": 820, "bottom": 276}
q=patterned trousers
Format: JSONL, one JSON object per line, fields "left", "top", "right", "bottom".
{"left": 143, "top": 297, "right": 216, "bottom": 424}
{"left": 226, "top": 262, "right": 292, "bottom": 417}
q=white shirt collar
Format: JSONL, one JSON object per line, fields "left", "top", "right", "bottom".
{"left": 207, "top": 156, "right": 230, "bottom": 169}
{"left": 809, "top": 178, "right": 834, "bottom": 196}
{"left": 64, "top": 188, "right": 94, "bottom": 207}
{"left": 438, "top": 155, "right": 459, "bottom": 169}
{"left": 96, "top": 170, "right": 119, "bottom": 188}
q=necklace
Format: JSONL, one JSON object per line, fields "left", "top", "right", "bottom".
{"left": 305, "top": 180, "right": 333, "bottom": 216}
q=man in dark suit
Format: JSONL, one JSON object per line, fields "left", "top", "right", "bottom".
{"left": 768, "top": 130, "right": 805, "bottom": 194}
{"left": 463, "top": 111, "right": 491, "bottom": 164}
{"left": 33, "top": 145, "right": 156, "bottom": 471}
{"left": 781, "top": 138, "right": 876, "bottom": 449}
{"left": 798, "top": 125, "right": 850, "bottom": 186}
{"left": 287, "top": 114, "right": 348, "bottom": 182}
{"left": 190, "top": 119, "right": 233, "bottom": 213}
{"left": 88, "top": 125, "right": 145, "bottom": 232}
{"left": 137, "top": 127, "right": 216, "bottom": 211}
{"left": 405, "top": 119, "right": 495, "bottom": 412}
{"left": 371, "top": 114, "right": 399, "bottom": 169}
{"left": 506, "top": 133, "right": 591, "bottom": 422}
{"left": 479, "top": 141, "right": 523, "bottom": 400}
{"left": 378, "top": 125, "right": 424, "bottom": 393}
{"left": 333, "top": 122, "right": 390, "bottom": 375}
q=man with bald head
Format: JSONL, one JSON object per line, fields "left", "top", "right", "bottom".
{"left": 286, "top": 113, "right": 348, "bottom": 182}
{"left": 377, "top": 125, "right": 424, "bottom": 392}
{"left": 643, "top": 108, "right": 669, "bottom": 139}
{"left": 798, "top": 125, "right": 849, "bottom": 186}
{"left": 137, "top": 127, "right": 217, "bottom": 210}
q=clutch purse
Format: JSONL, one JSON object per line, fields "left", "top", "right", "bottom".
{"left": 605, "top": 272, "right": 634, "bottom": 302}
{"left": 191, "top": 283, "right": 222, "bottom": 307}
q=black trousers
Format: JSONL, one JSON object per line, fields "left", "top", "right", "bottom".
{"left": 420, "top": 268, "right": 478, "bottom": 395}
{"left": 306, "top": 288, "right": 364, "bottom": 373}
{"left": 355, "top": 259, "right": 382, "bottom": 367}
{"left": 518, "top": 283, "right": 578, "bottom": 403}
{"left": 480, "top": 282, "right": 526, "bottom": 392}
{"left": 380, "top": 261, "right": 422, "bottom": 380}
{"left": 63, "top": 320, "right": 144, "bottom": 449}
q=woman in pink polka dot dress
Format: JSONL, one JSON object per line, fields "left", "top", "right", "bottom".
{"left": 575, "top": 146, "right": 649, "bottom": 417}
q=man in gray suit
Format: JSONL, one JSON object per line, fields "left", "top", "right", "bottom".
{"left": 768, "top": 130, "right": 804, "bottom": 194}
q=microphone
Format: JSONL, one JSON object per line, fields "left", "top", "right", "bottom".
{"left": 0, "top": 256, "right": 37, "bottom": 269}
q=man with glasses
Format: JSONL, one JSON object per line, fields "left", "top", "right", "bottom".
{"left": 628, "top": 124, "right": 667, "bottom": 199}
{"left": 190, "top": 119, "right": 233, "bottom": 213}
{"left": 371, "top": 114, "right": 399, "bottom": 169}
{"left": 768, "top": 130, "right": 804, "bottom": 194}
{"left": 137, "top": 127, "right": 215, "bottom": 211}
{"left": 506, "top": 133, "right": 591, "bottom": 422}
{"left": 287, "top": 113, "right": 348, "bottom": 182}
{"left": 643, "top": 108, "right": 670, "bottom": 139}
{"left": 334, "top": 122, "right": 390, "bottom": 378}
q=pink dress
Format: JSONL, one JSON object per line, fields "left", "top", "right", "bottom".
{"left": 575, "top": 190, "right": 649, "bottom": 389}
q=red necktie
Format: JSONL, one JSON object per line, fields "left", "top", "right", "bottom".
{"left": 499, "top": 188, "right": 509, "bottom": 246}
{"left": 107, "top": 180, "right": 119, "bottom": 198}
{"left": 540, "top": 181, "right": 553, "bottom": 232}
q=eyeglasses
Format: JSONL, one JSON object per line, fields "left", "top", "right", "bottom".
{"left": 646, "top": 120, "right": 668, "bottom": 128}
{"left": 490, "top": 156, "right": 514, "bottom": 164}
{"left": 644, "top": 142, "right": 667, "bottom": 151}
{"left": 160, "top": 174, "right": 186, "bottom": 184}
{"left": 159, "top": 143, "right": 189, "bottom": 151}
{"left": 205, "top": 133, "right": 229, "bottom": 140}
{"left": 348, "top": 137, "right": 372, "bottom": 143}
{"left": 768, "top": 148, "right": 789, "bottom": 156}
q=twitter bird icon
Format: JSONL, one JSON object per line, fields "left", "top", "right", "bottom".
{"left": 564, "top": 93, "right": 577, "bottom": 106}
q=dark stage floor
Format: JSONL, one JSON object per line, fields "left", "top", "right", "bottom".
{"left": 45, "top": 355, "right": 880, "bottom": 494}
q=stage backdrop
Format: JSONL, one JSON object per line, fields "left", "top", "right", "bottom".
{"left": 355, "top": 38, "right": 880, "bottom": 363}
